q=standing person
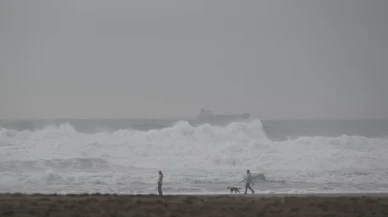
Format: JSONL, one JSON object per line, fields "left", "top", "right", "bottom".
{"left": 241, "top": 170, "right": 255, "bottom": 194}
{"left": 158, "top": 171, "right": 163, "bottom": 196}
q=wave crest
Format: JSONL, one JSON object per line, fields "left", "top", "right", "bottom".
{"left": 1, "top": 120, "right": 387, "bottom": 177}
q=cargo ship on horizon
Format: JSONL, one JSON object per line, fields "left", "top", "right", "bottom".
{"left": 193, "top": 108, "right": 251, "bottom": 124}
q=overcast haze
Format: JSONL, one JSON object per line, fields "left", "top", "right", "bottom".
{"left": 1, "top": 0, "right": 387, "bottom": 119}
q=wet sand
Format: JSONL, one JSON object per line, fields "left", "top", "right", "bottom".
{"left": 1, "top": 193, "right": 388, "bottom": 217}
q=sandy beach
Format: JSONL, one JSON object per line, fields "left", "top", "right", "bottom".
{"left": 1, "top": 193, "right": 388, "bottom": 217}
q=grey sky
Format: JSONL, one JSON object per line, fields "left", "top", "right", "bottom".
{"left": 1, "top": 0, "right": 387, "bottom": 119}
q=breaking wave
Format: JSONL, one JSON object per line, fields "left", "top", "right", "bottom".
{"left": 1, "top": 119, "right": 388, "bottom": 193}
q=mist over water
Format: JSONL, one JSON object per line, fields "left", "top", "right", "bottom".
{"left": 0, "top": 119, "right": 388, "bottom": 194}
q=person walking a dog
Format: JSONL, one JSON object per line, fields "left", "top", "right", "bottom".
{"left": 158, "top": 170, "right": 163, "bottom": 196}
{"left": 241, "top": 170, "right": 255, "bottom": 194}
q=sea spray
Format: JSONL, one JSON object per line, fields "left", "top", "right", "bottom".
{"left": 1, "top": 120, "right": 388, "bottom": 193}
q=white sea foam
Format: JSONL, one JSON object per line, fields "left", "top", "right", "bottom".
{"left": 1, "top": 119, "right": 388, "bottom": 193}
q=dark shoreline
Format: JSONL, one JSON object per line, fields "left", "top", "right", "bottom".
{"left": 1, "top": 193, "right": 388, "bottom": 217}
{"left": 2, "top": 192, "right": 388, "bottom": 197}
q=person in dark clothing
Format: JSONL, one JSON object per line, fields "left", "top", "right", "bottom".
{"left": 241, "top": 170, "right": 255, "bottom": 194}
{"left": 158, "top": 170, "right": 163, "bottom": 196}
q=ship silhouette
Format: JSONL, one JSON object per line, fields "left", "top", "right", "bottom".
{"left": 195, "top": 108, "right": 250, "bottom": 121}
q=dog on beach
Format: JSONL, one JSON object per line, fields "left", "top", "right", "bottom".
{"left": 227, "top": 186, "right": 241, "bottom": 194}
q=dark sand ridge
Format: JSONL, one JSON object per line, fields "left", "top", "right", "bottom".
{"left": 1, "top": 193, "right": 388, "bottom": 217}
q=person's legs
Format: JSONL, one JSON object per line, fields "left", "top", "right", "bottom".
{"left": 248, "top": 184, "right": 254, "bottom": 194}
{"left": 158, "top": 183, "right": 163, "bottom": 196}
{"left": 244, "top": 183, "right": 248, "bottom": 194}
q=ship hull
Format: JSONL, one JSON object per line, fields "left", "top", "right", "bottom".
{"left": 191, "top": 113, "right": 251, "bottom": 126}
{"left": 196, "top": 113, "right": 250, "bottom": 121}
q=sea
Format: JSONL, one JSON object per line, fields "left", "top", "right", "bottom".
{"left": 0, "top": 118, "right": 387, "bottom": 195}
